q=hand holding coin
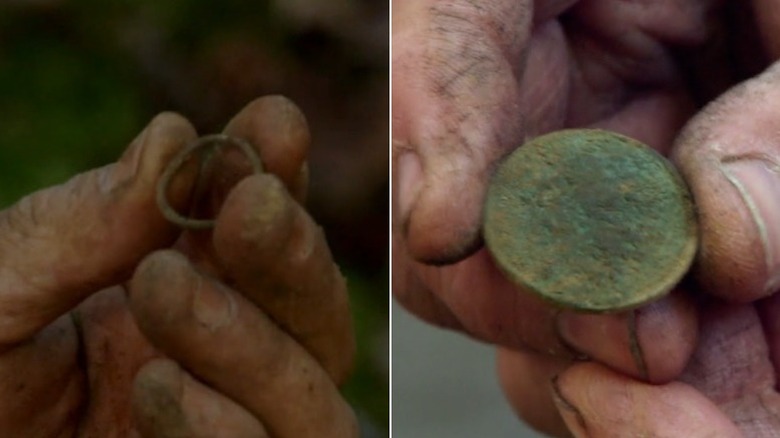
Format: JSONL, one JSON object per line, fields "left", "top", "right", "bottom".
{"left": 393, "top": 0, "right": 780, "bottom": 436}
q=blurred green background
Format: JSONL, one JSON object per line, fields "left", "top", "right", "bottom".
{"left": 0, "top": 0, "right": 388, "bottom": 435}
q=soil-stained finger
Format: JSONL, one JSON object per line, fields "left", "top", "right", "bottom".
{"left": 129, "top": 250, "right": 358, "bottom": 438}
{"left": 133, "top": 359, "right": 268, "bottom": 438}
{"left": 213, "top": 174, "right": 355, "bottom": 385}
{"left": 222, "top": 95, "right": 309, "bottom": 202}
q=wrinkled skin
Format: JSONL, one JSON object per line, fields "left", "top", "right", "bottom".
{"left": 394, "top": 1, "right": 780, "bottom": 436}
{"left": 0, "top": 96, "right": 357, "bottom": 437}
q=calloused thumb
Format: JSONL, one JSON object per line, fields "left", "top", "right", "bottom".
{"left": 0, "top": 113, "right": 197, "bottom": 348}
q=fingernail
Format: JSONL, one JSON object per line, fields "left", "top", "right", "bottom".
{"left": 551, "top": 376, "right": 589, "bottom": 437}
{"left": 721, "top": 157, "right": 780, "bottom": 293}
{"left": 291, "top": 161, "right": 309, "bottom": 202}
{"left": 99, "top": 125, "right": 149, "bottom": 193}
{"left": 236, "top": 174, "right": 294, "bottom": 249}
{"left": 133, "top": 360, "right": 188, "bottom": 435}
{"left": 278, "top": 94, "right": 309, "bottom": 136}
{"left": 122, "top": 124, "right": 152, "bottom": 172}
{"left": 395, "top": 149, "right": 422, "bottom": 227}
{"left": 136, "top": 359, "right": 184, "bottom": 399}
{"left": 556, "top": 311, "right": 597, "bottom": 359}
{"left": 557, "top": 311, "right": 648, "bottom": 379}
{"left": 192, "top": 277, "right": 236, "bottom": 332}
{"left": 627, "top": 310, "right": 649, "bottom": 381}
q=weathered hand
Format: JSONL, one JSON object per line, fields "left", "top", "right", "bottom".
{"left": 0, "top": 96, "right": 357, "bottom": 437}
{"left": 394, "top": 1, "right": 780, "bottom": 436}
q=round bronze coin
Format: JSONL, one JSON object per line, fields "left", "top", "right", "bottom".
{"left": 483, "top": 129, "right": 697, "bottom": 312}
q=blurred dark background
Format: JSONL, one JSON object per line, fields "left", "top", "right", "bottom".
{"left": 0, "top": 0, "right": 388, "bottom": 435}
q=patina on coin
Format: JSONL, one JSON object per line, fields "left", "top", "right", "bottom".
{"left": 484, "top": 129, "right": 697, "bottom": 312}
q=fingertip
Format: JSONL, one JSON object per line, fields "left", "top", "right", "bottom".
{"left": 496, "top": 348, "right": 572, "bottom": 438}
{"left": 213, "top": 174, "right": 297, "bottom": 259}
{"left": 223, "top": 95, "right": 310, "bottom": 191}
{"left": 557, "top": 292, "right": 698, "bottom": 383}
{"left": 554, "top": 362, "right": 742, "bottom": 437}
{"left": 404, "top": 179, "right": 484, "bottom": 265}
{"left": 130, "top": 250, "right": 194, "bottom": 328}
{"left": 672, "top": 64, "right": 780, "bottom": 301}
{"left": 149, "top": 112, "right": 197, "bottom": 142}
{"left": 114, "top": 111, "right": 199, "bottom": 234}
{"left": 393, "top": 147, "right": 475, "bottom": 265}
{"left": 394, "top": 151, "right": 422, "bottom": 231}
{"left": 135, "top": 358, "right": 270, "bottom": 438}
{"left": 395, "top": 149, "right": 483, "bottom": 265}
{"left": 634, "top": 291, "right": 698, "bottom": 382}
{"left": 134, "top": 358, "right": 184, "bottom": 401}
{"left": 136, "top": 112, "right": 198, "bottom": 188}
{"left": 550, "top": 375, "right": 586, "bottom": 438}
{"left": 150, "top": 111, "right": 194, "bottom": 130}
{"left": 133, "top": 359, "right": 189, "bottom": 437}
{"left": 551, "top": 363, "right": 614, "bottom": 437}
{"left": 132, "top": 250, "right": 192, "bottom": 293}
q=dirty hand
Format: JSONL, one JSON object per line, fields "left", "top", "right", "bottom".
{"left": 0, "top": 96, "right": 357, "bottom": 437}
{"left": 394, "top": 1, "right": 780, "bottom": 436}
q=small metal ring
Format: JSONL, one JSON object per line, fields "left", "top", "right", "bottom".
{"left": 156, "top": 134, "right": 264, "bottom": 230}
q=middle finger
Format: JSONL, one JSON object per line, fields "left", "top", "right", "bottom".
{"left": 129, "top": 250, "right": 358, "bottom": 438}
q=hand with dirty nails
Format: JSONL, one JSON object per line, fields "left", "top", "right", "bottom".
{"left": 0, "top": 96, "right": 357, "bottom": 437}
{"left": 394, "top": 0, "right": 780, "bottom": 436}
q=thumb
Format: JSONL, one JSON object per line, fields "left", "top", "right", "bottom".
{"left": 0, "top": 112, "right": 197, "bottom": 348}
{"left": 393, "top": 0, "right": 532, "bottom": 264}
{"left": 673, "top": 61, "right": 780, "bottom": 301}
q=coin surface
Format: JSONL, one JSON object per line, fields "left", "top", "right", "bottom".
{"left": 483, "top": 129, "right": 697, "bottom": 312}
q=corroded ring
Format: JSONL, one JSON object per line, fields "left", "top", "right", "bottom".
{"left": 156, "top": 134, "right": 263, "bottom": 230}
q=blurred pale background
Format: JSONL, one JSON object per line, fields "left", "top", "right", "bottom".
{"left": 393, "top": 301, "right": 547, "bottom": 438}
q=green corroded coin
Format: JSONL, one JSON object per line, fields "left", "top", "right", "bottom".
{"left": 484, "top": 129, "right": 697, "bottom": 312}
